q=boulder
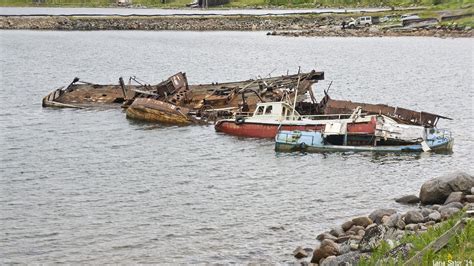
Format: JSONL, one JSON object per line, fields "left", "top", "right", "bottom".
{"left": 395, "top": 195, "right": 420, "bottom": 204}
{"left": 311, "top": 239, "right": 340, "bottom": 263}
{"left": 405, "top": 210, "right": 425, "bottom": 224}
{"left": 427, "top": 211, "right": 441, "bottom": 222}
{"left": 383, "top": 213, "right": 401, "bottom": 228}
{"left": 444, "top": 192, "right": 464, "bottom": 204}
{"left": 369, "top": 209, "right": 397, "bottom": 224}
{"left": 335, "top": 235, "right": 351, "bottom": 243}
{"left": 421, "top": 208, "right": 434, "bottom": 217}
{"left": 347, "top": 225, "right": 365, "bottom": 235}
{"left": 396, "top": 219, "right": 406, "bottom": 230}
{"left": 440, "top": 207, "right": 460, "bottom": 219}
{"left": 381, "top": 215, "right": 391, "bottom": 225}
{"left": 405, "top": 224, "right": 420, "bottom": 231}
{"left": 352, "top": 216, "right": 373, "bottom": 228}
{"left": 329, "top": 226, "right": 345, "bottom": 238}
{"left": 419, "top": 172, "right": 474, "bottom": 204}
{"left": 317, "top": 232, "right": 337, "bottom": 241}
{"left": 320, "top": 251, "right": 366, "bottom": 266}
{"left": 341, "top": 220, "right": 354, "bottom": 231}
{"left": 466, "top": 195, "right": 474, "bottom": 203}
{"left": 471, "top": 187, "right": 474, "bottom": 194}
{"left": 359, "top": 225, "right": 386, "bottom": 252}
{"left": 440, "top": 202, "right": 464, "bottom": 211}
{"left": 293, "top": 246, "right": 308, "bottom": 259}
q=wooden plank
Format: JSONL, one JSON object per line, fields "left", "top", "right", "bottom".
{"left": 403, "top": 219, "right": 467, "bottom": 266}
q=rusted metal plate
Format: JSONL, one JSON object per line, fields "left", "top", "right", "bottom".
{"left": 322, "top": 99, "right": 450, "bottom": 127}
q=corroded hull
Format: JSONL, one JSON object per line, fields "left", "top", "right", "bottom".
{"left": 214, "top": 118, "right": 376, "bottom": 139}
{"left": 126, "top": 98, "right": 193, "bottom": 125}
{"left": 215, "top": 121, "right": 324, "bottom": 138}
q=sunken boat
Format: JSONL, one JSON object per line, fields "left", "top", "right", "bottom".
{"left": 42, "top": 70, "right": 325, "bottom": 124}
{"left": 124, "top": 70, "right": 325, "bottom": 124}
{"left": 215, "top": 88, "right": 452, "bottom": 147}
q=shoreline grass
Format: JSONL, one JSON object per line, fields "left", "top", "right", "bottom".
{"left": 362, "top": 210, "right": 474, "bottom": 265}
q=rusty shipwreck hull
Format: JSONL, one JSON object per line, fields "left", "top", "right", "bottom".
{"left": 123, "top": 70, "right": 325, "bottom": 124}
{"left": 43, "top": 81, "right": 146, "bottom": 109}
{"left": 126, "top": 98, "right": 196, "bottom": 125}
{"left": 42, "top": 71, "right": 324, "bottom": 111}
{"left": 296, "top": 92, "right": 451, "bottom": 127}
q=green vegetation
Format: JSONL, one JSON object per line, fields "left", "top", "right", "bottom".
{"left": 362, "top": 210, "right": 474, "bottom": 265}
{"left": 1, "top": 0, "right": 473, "bottom": 8}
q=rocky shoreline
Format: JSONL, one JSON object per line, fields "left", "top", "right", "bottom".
{"left": 293, "top": 172, "right": 474, "bottom": 265}
{"left": 268, "top": 26, "right": 473, "bottom": 38}
{"left": 0, "top": 15, "right": 472, "bottom": 38}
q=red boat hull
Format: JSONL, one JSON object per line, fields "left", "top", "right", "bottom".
{"left": 214, "top": 117, "right": 376, "bottom": 139}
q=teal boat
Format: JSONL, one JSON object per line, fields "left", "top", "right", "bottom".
{"left": 275, "top": 129, "right": 453, "bottom": 153}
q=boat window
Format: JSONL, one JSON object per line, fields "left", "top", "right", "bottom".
{"left": 281, "top": 107, "right": 286, "bottom": 118}
{"left": 265, "top": 106, "right": 273, "bottom": 115}
{"left": 256, "top": 106, "right": 265, "bottom": 115}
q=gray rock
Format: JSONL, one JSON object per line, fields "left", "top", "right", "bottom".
{"left": 339, "top": 243, "right": 351, "bottom": 255}
{"left": 396, "top": 218, "right": 406, "bottom": 230}
{"left": 320, "top": 251, "right": 366, "bottom": 266}
{"left": 405, "top": 223, "right": 420, "bottom": 231}
{"left": 369, "top": 209, "right": 397, "bottom": 224}
{"left": 395, "top": 195, "right": 420, "bottom": 204}
{"left": 341, "top": 220, "right": 354, "bottom": 231}
{"left": 419, "top": 172, "right": 474, "bottom": 204}
{"left": 427, "top": 211, "right": 441, "bottom": 222}
{"left": 381, "top": 215, "right": 391, "bottom": 225}
{"left": 352, "top": 216, "right": 373, "bottom": 228}
{"left": 441, "top": 201, "right": 464, "bottom": 210}
{"left": 359, "top": 225, "right": 386, "bottom": 252}
{"left": 421, "top": 208, "right": 434, "bottom": 217}
{"left": 471, "top": 187, "right": 474, "bottom": 195}
{"left": 466, "top": 195, "right": 474, "bottom": 203}
{"left": 387, "top": 243, "right": 414, "bottom": 260}
{"left": 440, "top": 207, "right": 460, "bottom": 219}
{"left": 431, "top": 204, "right": 441, "bottom": 210}
{"left": 330, "top": 226, "right": 345, "bottom": 238}
{"left": 335, "top": 235, "right": 351, "bottom": 243}
{"left": 293, "top": 246, "right": 308, "bottom": 259}
{"left": 405, "top": 210, "right": 425, "bottom": 224}
{"left": 444, "top": 191, "right": 464, "bottom": 204}
{"left": 383, "top": 213, "right": 401, "bottom": 228}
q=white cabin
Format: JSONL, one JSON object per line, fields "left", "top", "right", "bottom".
{"left": 250, "top": 102, "right": 301, "bottom": 122}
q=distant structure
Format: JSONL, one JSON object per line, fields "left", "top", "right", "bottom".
{"left": 32, "top": 0, "right": 46, "bottom": 4}
{"left": 116, "top": 0, "right": 132, "bottom": 6}
{"left": 197, "top": 0, "right": 229, "bottom": 7}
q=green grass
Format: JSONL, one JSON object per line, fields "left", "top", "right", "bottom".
{"left": 361, "top": 210, "right": 474, "bottom": 265}
{"left": 1, "top": 0, "right": 473, "bottom": 8}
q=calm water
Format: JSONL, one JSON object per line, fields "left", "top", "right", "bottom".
{"left": 0, "top": 6, "right": 387, "bottom": 16}
{"left": 0, "top": 31, "right": 472, "bottom": 264}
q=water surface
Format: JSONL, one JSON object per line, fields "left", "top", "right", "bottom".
{"left": 0, "top": 31, "right": 472, "bottom": 263}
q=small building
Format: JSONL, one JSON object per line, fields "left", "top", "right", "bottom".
{"left": 116, "top": 0, "right": 132, "bottom": 6}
